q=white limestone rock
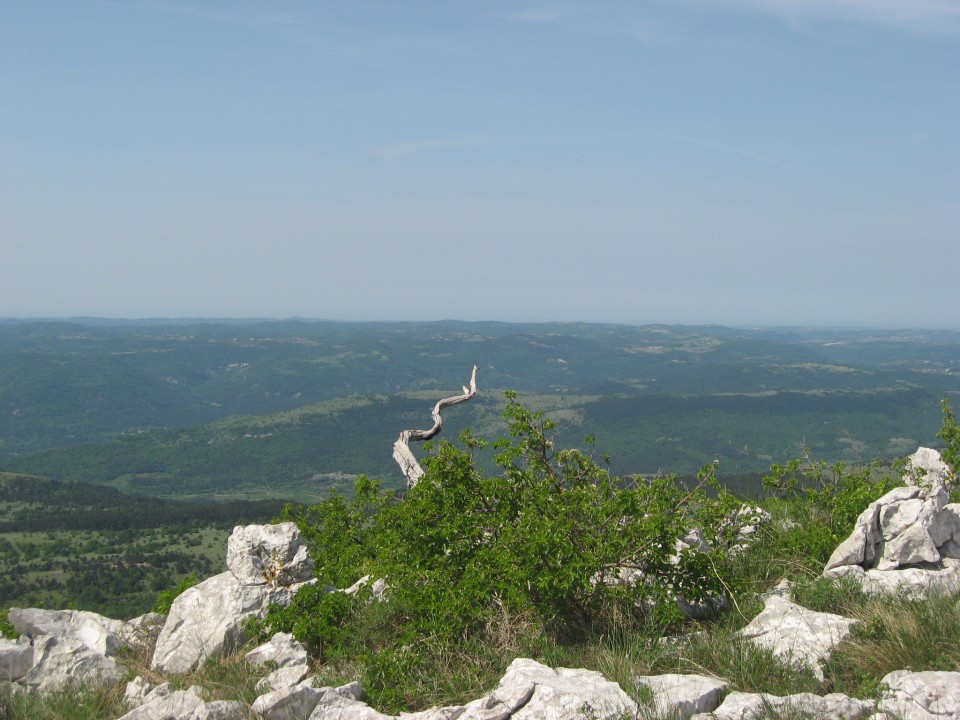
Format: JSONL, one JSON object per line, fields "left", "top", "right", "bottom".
{"left": 0, "top": 636, "right": 33, "bottom": 682}
{"left": 226, "top": 523, "right": 313, "bottom": 587}
{"left": 256, "top": 663, "right": 311, "bottom": 694}
{"left": 876, "top": 670, "right": 960, "bottom": 720}
{"left": 116, "top": 686, "right": 206, "bottom": 720}
{"left": 824, "top": 451, "right": 960, "bottom": 597}
{"left": 480, "top": 658, "right": 636, "bottom": 720}
{"left": 308, "top": 685, "right": 394, "bottom": 720}
{"left": 635, "top": 673, "right": 727, "bottom": 719}
{"left": 150, "top": 570, "right": 302, "bottom": 674}
{"left": 453, "top": 673, "right": 536, "bottom": 719}
{"left": 826, "top": 504, "right": 884, "bottom": 571}
{"left": 402, "top": 710, "right": 465, "bottom": 720}
{"left": 252, "top": 680, "right": 327, "bottom": 720}
{"left": 904, "top": 447, "right": 954, "bottom": 488}
{"left": 123, "top": 676, "right": 165, "bottom": 709}
{"left": 188, "top": 700, "right": 258, "bottom": 720}
{"left": 7, "top": 607, "right": 128, "bottom": 657}
{"left": 828, "top": 559, "right": 960, "bottom": 599}
{"left": 690, "top": 690, "right": 873, "bottom": 720}
{"left": 245, "top": 632, "right": 309, "bottom": 669}
{"left": 302, "top": 659, "right": 634, "bottom": 720}
{"left": 18, "top": 633, "right": 123, "bottom": 692}
{"left": 738, "top": 595, "right": 857, "bottom": 681}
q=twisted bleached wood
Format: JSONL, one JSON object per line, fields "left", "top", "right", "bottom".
{"left": 393, "top": 365, "right": 478, "bottom": 489}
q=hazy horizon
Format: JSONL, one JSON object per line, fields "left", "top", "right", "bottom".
{"left": 1, "top": 314, "right": 957, "bottom": 333}
{"left": 2, "top": 1, "right": 957, "bottom": 328}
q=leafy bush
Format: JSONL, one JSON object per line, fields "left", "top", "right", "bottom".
{"left": 266, "top": 393, "right": 744, "bottom": 711}
{"left": 254, "top": 395, "right": 959, "bottom": 712}
{"left": 257, "top": 583, "right": 357, "bottom": 663}
{"left": 152, "top": 573, "right": 198, "bottom": 615}
{"left": 939, "top": 399, "right": 960, "bottom": 477}
{"left": 0, "top": 608, "right": 17, "bottom": 640}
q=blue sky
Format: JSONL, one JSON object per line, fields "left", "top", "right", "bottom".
{"left": 2, "top": 1, "right": 958, "bottom": 327}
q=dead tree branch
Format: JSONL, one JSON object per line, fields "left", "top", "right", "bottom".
{"left": 393, "top": 365, "right": 479, "bottom": 488}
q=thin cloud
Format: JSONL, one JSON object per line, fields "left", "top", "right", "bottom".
{"left": 371, "top": 134, "right": 487, "bottom": 159}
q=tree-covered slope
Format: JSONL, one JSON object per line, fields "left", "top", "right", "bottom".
{"left": 1, "top": 320, "right": 956, "bottom": 501}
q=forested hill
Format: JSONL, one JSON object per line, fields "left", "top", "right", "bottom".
{"left": 0, "top": 471, "right": 286, "bottom": 532}
{"left": 0, "top": 319, "right": 957, "bottom": 502}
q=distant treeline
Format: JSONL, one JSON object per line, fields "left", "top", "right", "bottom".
{"left": 0, "top": 472, "right": 287, "bottom": 532}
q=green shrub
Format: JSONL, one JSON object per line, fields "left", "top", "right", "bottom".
{"left": 268, "top": 393, "right": 745, "bottom": 711}
{"left": 258, "top": 583, "right": 358, "bottom": 662}
{"left": 152, "top": 573, "right": 198, "bottom": 615}
{"left": 0, "top": 608, "right": 18, "bottom": 640}
{"left": 939, "top": 399, "right": 960, "bottom": 478}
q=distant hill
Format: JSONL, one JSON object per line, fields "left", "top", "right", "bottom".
{"left": 1, "top": 320, "right": 957, "bottom": 501}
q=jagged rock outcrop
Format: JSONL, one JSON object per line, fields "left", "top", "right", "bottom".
{"left": 904, "top": 447, "right": 955, "bottom": 488}
{"left": 632, "top": 670, "right": 960, "bottom": 720}
{"left": 2, "top": 607, "right": 160, "bottom": 693}
{"left": 151, "top": 523, "right": 315, "bottom": 674}
{"left": 824, "top": 448, "right": 960, "bottom": 598}
{"left": 251, "top": 679, "right": 330, "bottom": 720}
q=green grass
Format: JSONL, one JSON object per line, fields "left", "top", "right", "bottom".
{"left": 0, "top": 685, "right": 127, "bottom": 720}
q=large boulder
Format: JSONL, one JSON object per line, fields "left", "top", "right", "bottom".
{"left": 17, "top": 633, "right": 124, "bottom": 693}
{"left": 263, "top": 659, "right": 637, "bottom": 720}
{"left": 464, "top": 659, "right": 635, "bottom": 719}
{"left": 118, "top": 683, "right": 257, "bottom": 720}
{"left": 904, "top": 447, "right": 954, "bottom": 488}
{"left": 152, "top": 522, "right": 315, "bottom": 674}
{"left": 251, "top": 680, "right": 329, "bottom": 720}
{"left": 824, "top": 448, "right": 960, "bottom": 598}
{"left": 7, "top": 607, "right": 136, "bottom": 657}
{"left": 3, "top": 607, "right": 157, "bottom": 693}
{"left": 150, "top": 570, "right": 302, "bottom": 674}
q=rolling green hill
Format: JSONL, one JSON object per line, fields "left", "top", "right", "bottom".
{"left": 1, "top": 320, "right": 957, "bottom": 502}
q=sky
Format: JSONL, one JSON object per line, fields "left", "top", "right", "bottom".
{"left": 1, "top": 1, "right": 958, "bottom": 328}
